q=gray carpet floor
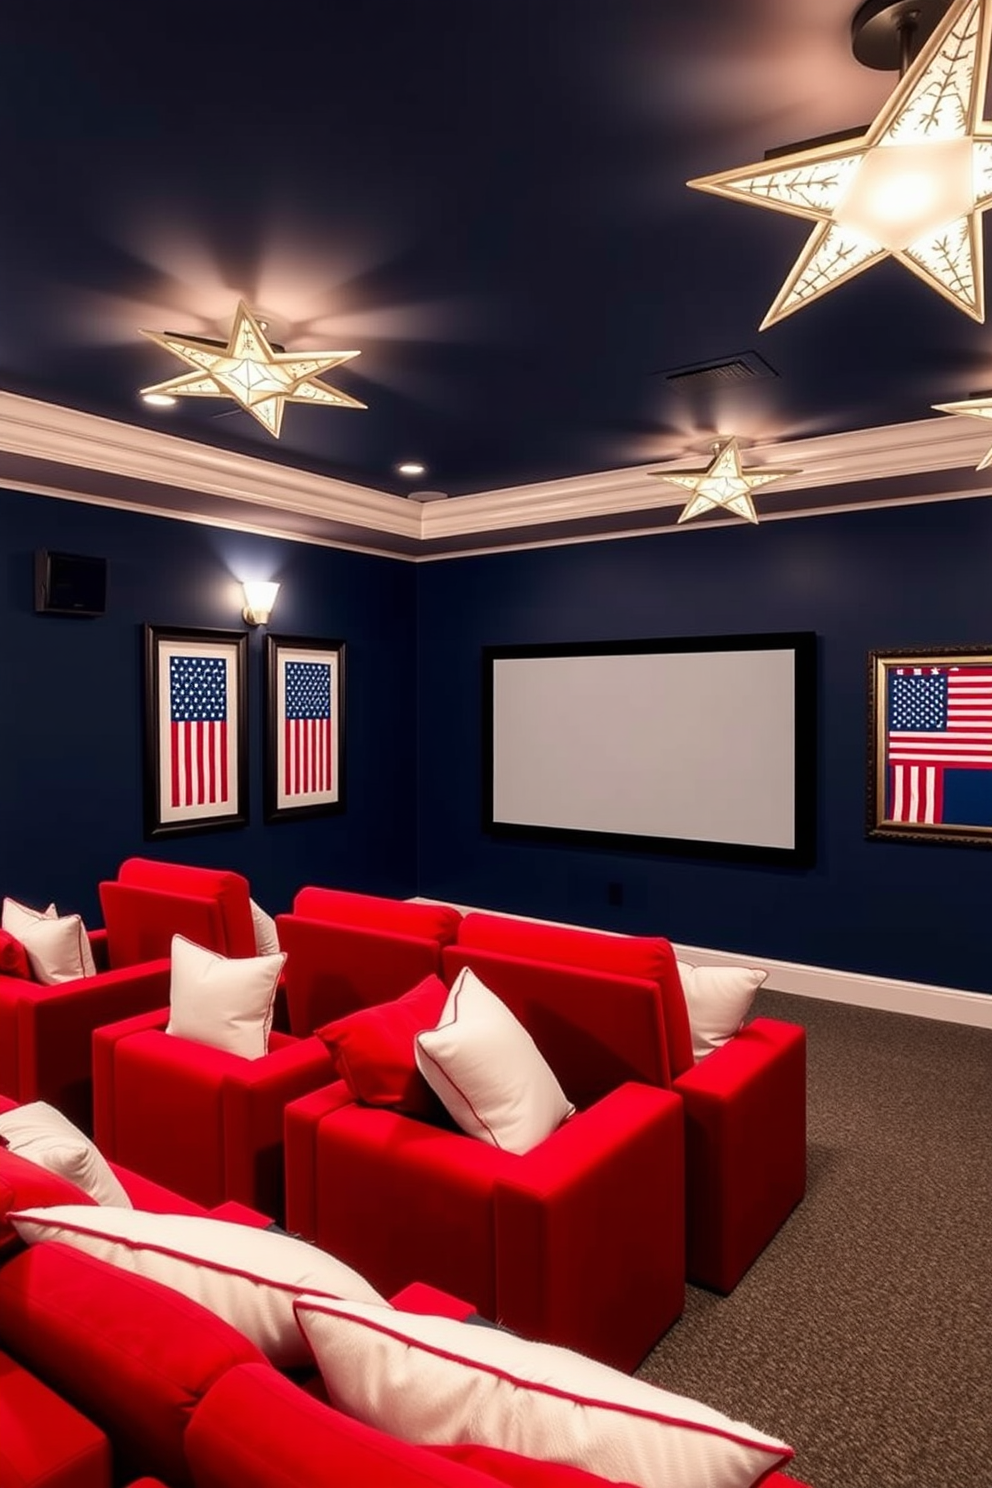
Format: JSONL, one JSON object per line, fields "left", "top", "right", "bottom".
{"left": 634, "top": 988, "right": 992, "bottom": 1488}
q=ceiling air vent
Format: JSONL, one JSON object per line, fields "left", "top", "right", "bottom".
{"left": 660, "top": 350, "right": 778, "bottom": 394}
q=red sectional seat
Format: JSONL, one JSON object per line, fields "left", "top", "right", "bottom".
{"left": 0, "top": 1235, "right": 811, "bottom": 1488}
{"left": 443, "top": 912, "right": 807, "bottom": 1294}
{"left": 275, "top": 887, "right": 461, "bottom": 1036}
{"left": 0, "top": 860, "right": 259, "bottom": 1131}
{"left": 0, "top": 1120, "right": 811, "bottom": 1488}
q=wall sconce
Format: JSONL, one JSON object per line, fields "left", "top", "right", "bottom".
{"left": 242, "top": 580, "right": 280, "bottom": 627}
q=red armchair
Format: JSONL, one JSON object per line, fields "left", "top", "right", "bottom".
{"left": 0, "top": 860, "right": 261, "bottom": 1132}
{"left": 275, "top": 887, "right": 461, "bottom": 1036}
{"left": 444, "top": 913, "right": 806, "bottom": 1294}
{"left": 284, "top": 962, "right": 685, "bottom": 1372}
{"left": 92, "top": 1007, "right": 334, "bottom": 1220}
{"left": 97, "top": 858, "right": 258, "bottom": 967}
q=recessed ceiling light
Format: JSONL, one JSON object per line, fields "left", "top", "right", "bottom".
{"left": 396, "top": 461, "right": 426, "bottom": 477}
{"left": 142, "top": 392, "right": 177, "bottom": 407}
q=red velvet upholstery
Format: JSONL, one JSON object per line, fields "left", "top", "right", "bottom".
{"left": 0, "top": 958, "right": 170, "bottom": 1131}
{"left": 0, "top": 1347, "right": 111, "bottom": 1488}
{"left": 0, "top": 1147, "right": 98, "bottom": 1258}
{"left": 98, "top": 858, "right": 257, "bottom": 968}
{"left": 0, "top": 859, "right": 259, "bottom": 1132}
{"left": 0, "top": 1220, "right": 814, "bottom": 1488}
{"left": 92, "top": 1007, "right": 334, "bottom": 1218}
{"left": 275, "top": 887, "right": 462, "bottom": 1036}
{"left": 186, "top": 1363, "right": 503, "bottom": 1488}
{"left": 0, "top": 1243, "right": 266, "bottom": 1487}
{"left": 283, "top": 960, "right": 686, "bottom": 1371}
{"left": 445, "top": 913, "right": 807, "bottom": 1294}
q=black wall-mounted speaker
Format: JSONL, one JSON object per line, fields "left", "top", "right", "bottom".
{"left": 34, "top": 550, "right": 107, "bottom": 617}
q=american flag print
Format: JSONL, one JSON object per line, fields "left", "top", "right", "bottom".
{"left": 283, "top": 659, "right": 335, "bottom": 800}
{"left": 169, "top": 654, "right": 230, "bottom": 808}
{"left": 885, "top": 665, "right": 992, "bottom": 825}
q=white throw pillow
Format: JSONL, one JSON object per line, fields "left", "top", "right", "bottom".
{"left": 0, "top": 1101, "right": 131, "bottom": 1207}
{"left": 1, "top": 898, "right": 96, "bottom": 983}
{"left": 414, "top": 966, "right": 574, "bottom": 1155}
{"left": 166, "top": 933, "right": 286, "bottom": 1060}
{"left": 294, "top": 1298, "right": 793, "bottom": 1488}
{"left": 677, "top": 960, "right": 768, "bottom": 1062}
{"left": 1, "top": 897, "right": 57, "bottom": 930}
{"left": 10, "top": 1206, "right": 390, "bottom": 1370}
{"left": 249, "top": 898, "right": 281, "bottom": 956}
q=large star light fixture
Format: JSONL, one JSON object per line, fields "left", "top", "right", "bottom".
{"left": 688, "top": 0, "right": 992, "bottom": 327}
{"left": 931, "top": 389, "right": 992, "bottom": 464}
{"left": 140, "top": 301, "right": 366, "bottom": 437}
{"left": 649, "top": 438, "right": 801, "bottom": 525}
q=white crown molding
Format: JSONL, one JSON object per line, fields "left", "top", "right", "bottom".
{"left": 420, "top": 415, "right": 992, "bottom": 538}
{"left": 2, "top": 387, "right": 991, "bottom": 554}
{"left": 0, "top": 388, "right": 420, "bottom": 540}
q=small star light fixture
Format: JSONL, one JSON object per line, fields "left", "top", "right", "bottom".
{"left": 687, "top": 0, "right": 992, "bottom": 327}
{"left": 140, "top": 300, "right": 366, "bottom": 438}
{"left": 649, "top": 437, "right": 801, "bottom": 525}
{"left": 931, "top": 389, "right": 992, "bottom": 465}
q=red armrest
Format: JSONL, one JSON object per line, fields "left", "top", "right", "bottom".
{"left": 93, "top": 1025, "right": 333, "bottom": 1217}
{"left": 493, "top": 1083, "right": 684, "bottom": 1369}
{"left": 0, "top": 962, "right": 170, "bottom": 1134}
{"left": 283, "top": 1079, "right": 356, "bottom": 1240}
{"left": 674, "top": 1018, "right": 807, "bottom": 1292}
{"left": 92, "top": 1007, "right": 170, "bottom": 1154}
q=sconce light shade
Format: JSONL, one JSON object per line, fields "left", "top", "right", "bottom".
{"left": 242, "top": 580, "right": 280, "bottom": 627}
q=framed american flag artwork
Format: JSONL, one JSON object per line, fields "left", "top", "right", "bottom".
{"left": 143, "top": 625, "right": 248, "bottom": 839}
{"left": 263, "top": 635, "right": 345, "bottom": 822}
{"left": 868, "top": 645, "right": 992, "bottom": 845}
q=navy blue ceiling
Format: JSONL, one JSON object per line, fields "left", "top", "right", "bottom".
{"left": 2, "top": 0, "right": 986, "bottom": 498}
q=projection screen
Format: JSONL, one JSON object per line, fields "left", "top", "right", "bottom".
{"left": 483, "top": 633, "right": 816, "bottom": 865}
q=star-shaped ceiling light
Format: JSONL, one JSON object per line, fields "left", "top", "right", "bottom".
{"left": 649, "top": 437, "right": 801, "bottom": 525}
{"left": 931, "top": 390, "right": 992, "bottom": 465}
{"left": 688, "top": 0, "right": 992, "bottom": 328}
{"left": 140, "top": 301, "right": 366, "bottom": 437}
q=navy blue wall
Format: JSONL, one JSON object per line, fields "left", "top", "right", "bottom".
{"left": 416, "top": 497, "right": 992, "bottom": 996}
{"left": 1, "top": 488, "right": 419, "bottom": 924}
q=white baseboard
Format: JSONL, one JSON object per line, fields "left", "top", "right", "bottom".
{"left": 672, "top": 943, "right": 992, "bottom": 1030}
{"left": 413, "top": 897, "right": 992, "bottom": 1029}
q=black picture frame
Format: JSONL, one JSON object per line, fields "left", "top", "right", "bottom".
{"left": 264, "top": 634, "right": 346, "bottom": 822}
{"left": 867, "top": 644, "right": 992, "bottom": 846}
{"left": 482, "top": 632, "right": 817, "bottom": 866}
{"left": 143, "top": 624, "right": 248, "bottom": 839}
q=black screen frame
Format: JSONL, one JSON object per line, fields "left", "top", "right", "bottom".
{"left": 482, "top": 631, "right": 817, "bottom": 867}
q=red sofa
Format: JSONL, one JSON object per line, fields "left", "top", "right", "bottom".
{"left": 440, "top": 912, "right": 807, "bottom": 1294}
{"left": 274, "top": 887, "right": 462, "bottom": 1035}
{"left": 284, "top": 960, "right": 687, "bottom": 1372}
{"left": 0, "top": 1130, "right": 809, "bottom": 1488}
{"left": 0, "top": 860, "right": 261, "bottom": 1131}
{"left": 0, "top": 1090, "right": 269, "bottom": 1488}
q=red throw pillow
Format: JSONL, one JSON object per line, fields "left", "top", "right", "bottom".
{"left": 0, "top": 1147, "right": 94, "bottom": 1258}
{"left": 317, "top": 974, "right": 450, "bottom": 1119}
{"left": 0, "top": 929, "right": 32, "bottom": 980}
